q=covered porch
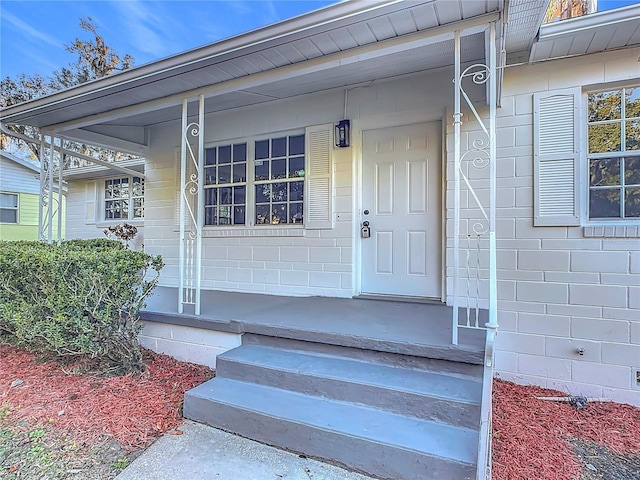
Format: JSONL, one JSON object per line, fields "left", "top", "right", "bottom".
{"left": 141, "top": 286, "right": 486, "bottom": 365}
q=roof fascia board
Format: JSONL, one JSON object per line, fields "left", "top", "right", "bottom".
{"left": 0, "top": 0, "right": 405, "bottom": 121}
{"left": 538, "top": 4, "right": 640, "bottom": 40}
{"left": 46, "top": 12, "right": 499, "bottom": 134}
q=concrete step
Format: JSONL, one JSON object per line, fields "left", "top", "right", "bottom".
{"left": 242, "top": 333, "right": 484, "bottom": 378}
{"left": 217, "top": 344, "right": 482, "bottom": 429}
{"left": 184, "top": 378, "right": 478, "bottom": 480}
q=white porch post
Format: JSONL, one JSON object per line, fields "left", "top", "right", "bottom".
{"left": 38, "top": 137, "right": 46, "bottom": 242}
{"left": 178, "top": 96, "right": 204, "bottom": 315}
{"left": 452, "top": 30, "right": 462, "bottom": 345}
{"left": 487, "top": 21, "right": 498, "bottom": 331}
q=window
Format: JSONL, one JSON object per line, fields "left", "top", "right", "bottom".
{"left": 104, "top": 176, "right": 144, "bottom": 220}
{"left": 254, "top": 134, "right": 305, "bottom": 225}
{"left": 587, "top": 86, "right": 640, "bottom": 220}
{"left": 204, "top": 142, "right": 247, "bottom": 226}
{"left": 203, "top": 134, "right": 305, "bottom": 226}
{"left": 0, "top": 193, "right": 18, "bottom": 224}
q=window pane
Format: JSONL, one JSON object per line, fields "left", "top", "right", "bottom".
{"left": 589, "top": 123, "right": 621, "bottom": 154}
{"left": 625, "top": 157, "right": 640, "bottom": 185}
{"left": 218, "top": 164, "right": 231, "bottom": 184}
{"left": 132, "top": 178, "right": 144, "bottom": 196}
{"left": 234, "top": 206, "right": 245, "bottom": 225}
{"left": 588, "top": 90, "right": 621, "bottom": 122}
{"left": 232, "top": 162, "right": 246, "bottom": 182}
{"left": 272, "top": 203, "right": 287, "bottom": 224}
{"left": 626, "top": 87, "right": 640, "bottom": 119}
{"left": 219, "top": 145, "right": 231, "bottom": 163}
{"left": 289, "top": 156, "right": 305, "bottom": 178}
{"left": 589, "top": 189, "right": 621, "bottom": 218}
{"left": 271, "top": 182, "right": 288, "bottom": 202}
{"left": 626, "top": 120, "right": 640, "bottom": 151}
{"left": 290, "top": 203, "right": 303, "bottom": 224}
{"left": 233, "top": 143, "right": 247, "bottom": 162}
{"left": 256, "top": 204, "right": 270, "bottom": 224}
{"left": 272, "top": 137, "right": 286, "bottom": 157}
{"left": 290, "top": 181, "right": 304, "bottom": 201}
{"left": 590, "top": 158, "right": 620, "bottom": 186}
{"left": 233, "top": 186, "right": 245, "bottom": 204}
{"left": 218, "top": 206, "right": 232, "bottom": 225}
{"left": 0, "top": 209, "right": 17, "bottom": 223}
{"left": 255, "top": 161, "right": 269, "bottom": 181}
{"left": 205, "top": 188, "right": 217, "bottom": 206}
{"left": 256, "top": 140, "right": 269, "bottom": 159}
{"left": 0, "top": 193, "right": 17, "bottom": 208}
{"left": 272, "top": 158, "right": 286, "bottom": 179}
{"left": 219, "top": 187, "right": 232, "bottom": 205}
{"left": 289, "top": 135, "right": 304, "bottom": 155}
{"left": 133, "top": 198, "right": 144, "bottom": 218}
{"left": 625, "top": 187, "right": 640, "bottom": 218}
{"left": 205, "top": 148, "right": 217, "bottom": 165}
{"left": 205, "top": 166, "right": 216, "bottom": 185}
{"left": 205, "top": 206, "right": 217, "bottom": 225}
{"left": 256, "top": 184, "right": 270, "bottom": 203}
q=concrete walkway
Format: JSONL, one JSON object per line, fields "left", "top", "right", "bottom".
{"left": 116, "top": 420, "right": 376, "bottom": 480}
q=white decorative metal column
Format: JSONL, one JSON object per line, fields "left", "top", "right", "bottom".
{"left": 178, "top": 95, "right": 205, "bottom": 315}
{"left": 451, "top": 23, "right": 499, "bottom": 343}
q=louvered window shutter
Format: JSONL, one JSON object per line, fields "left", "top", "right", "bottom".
{"left": 533, "top": 88, "right": 581, "bottom": 226}
{"left": 305, "top": 124, "right": 334, "bottom": 229}
{"left": 85, "top": 181, "right": 97, "bottom": 224}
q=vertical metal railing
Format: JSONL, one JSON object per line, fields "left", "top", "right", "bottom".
{"left": 178, "top": 95, "right": 204, "bottom": 315}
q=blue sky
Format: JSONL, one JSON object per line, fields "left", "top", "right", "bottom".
{"left": 0, "top": 0, "right": 638, "bottom": 80}
{"left": 0, "top": 1, "right": 336, "bottom": 79}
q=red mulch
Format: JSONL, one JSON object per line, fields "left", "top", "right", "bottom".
{"left": 0, "top": 344, "right": 214, "bottom": 451}
{"left": 492, "top": 379, "right": 640, "bottom": 480}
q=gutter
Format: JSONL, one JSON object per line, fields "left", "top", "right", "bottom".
{"left": 538, "top": 3, "right": 640, "bottom": 40}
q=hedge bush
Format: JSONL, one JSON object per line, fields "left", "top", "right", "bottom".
{"left": 0, "top": 239, "right": 163, "bottom": 374}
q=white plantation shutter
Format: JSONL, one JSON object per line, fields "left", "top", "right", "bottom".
{"left": 533, "top": 88, "right": 581, "bottom": 226}
{"left": 305, "top": 124, "right": 334, "bottom": 229}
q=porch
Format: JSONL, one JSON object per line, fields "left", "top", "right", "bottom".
{"left": 141, "top": 286, "right": 486, "bottom": 364}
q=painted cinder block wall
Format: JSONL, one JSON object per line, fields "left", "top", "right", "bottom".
{"left": 65, "top": 179, "right": 144, "bottom": 249}
{"left": 143, "top": 69, "right": 456, "bottom": 298}
{"left": 450, "top": 48, "right": 639, "bottom": 406}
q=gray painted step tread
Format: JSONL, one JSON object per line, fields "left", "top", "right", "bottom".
{"left": 188, "top": 378, "right": 478, "bottom": 466}
{"left": 219, "top": 344, "right": 481, "bottom": 404}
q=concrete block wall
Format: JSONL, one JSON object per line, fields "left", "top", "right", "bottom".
{"left": 139, "top": 321, "right": 241, "bottom": 368}
{"left": 65, "top": 179, "right": 144, "bottom": 249}
{"left": 144, "top": 70, "right": 454, "bottom": 298}
{"left": 446, "top": 49, "right": 640, "bottom": 406}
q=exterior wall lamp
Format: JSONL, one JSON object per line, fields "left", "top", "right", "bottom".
{"left": 335, "top": 119, "right": 351, "bottom": 148}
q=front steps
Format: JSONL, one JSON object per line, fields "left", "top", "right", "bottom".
{"left": 184, "top": 334, "right": 483, "bottom": 480}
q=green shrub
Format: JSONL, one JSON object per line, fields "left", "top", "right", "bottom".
{"left": 0, "top": 239, "right": 163, "bottom": 374}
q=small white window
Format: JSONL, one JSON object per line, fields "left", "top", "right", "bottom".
{"left": 0, "top": 193, "right": 18, "bottom": 224}
{"left": 587, "top": 86, "right": 640, "bottom": 220}
{"left": 104, "top": 176, "right": 144, "bottom": 221}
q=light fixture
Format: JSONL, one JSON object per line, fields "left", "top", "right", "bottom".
{"left": 335, "top": 119, "right": 351, "bottom": 148}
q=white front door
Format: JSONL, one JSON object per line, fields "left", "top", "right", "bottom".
{"left": 361, "top": 122, "right": 442, "bottom": 298}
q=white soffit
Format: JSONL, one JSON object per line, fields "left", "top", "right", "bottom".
{"left": 530, "top": 4, "right": 640, "bottom": 62}
{"left": 505, "top": 0, "right": 549, "bottom": 55}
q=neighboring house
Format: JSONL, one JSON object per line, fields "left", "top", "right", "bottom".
{"left": 0, "top": 151, "right": 64, "bottom": 240}
{"left": 2, "top": 0, "right": 639, "bottom": 477}
{"left": 63, "top": 157, "right": 145, "bottom": 250}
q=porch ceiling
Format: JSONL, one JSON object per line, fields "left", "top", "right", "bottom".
{"left": 0, "top": 0, "right": 548, "bottom": 153}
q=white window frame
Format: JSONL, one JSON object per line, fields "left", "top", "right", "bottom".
{"left": 0, "top": 192, "right": 19, "bottom": 224}
{"left": 102, "top": 176, "right": 145, "bottom": 222}
{"left": 203, "top": 129, "right": 306, "bottom": 230}
{"left": 585, "top": 84, "right": 640, "bottom": 225}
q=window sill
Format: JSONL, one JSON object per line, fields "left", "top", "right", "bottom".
{"left": 583, "top": 225, "right": 640, "bottom": 238}
{"left": 203, "top": 227, "right": 305, "bottom": 238}
{"left": 96, "top": 220, "right": 144, "bottom": 228}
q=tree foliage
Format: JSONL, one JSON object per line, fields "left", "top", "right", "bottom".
{"left": 0, "top": 18, "right": 134, "bottom": 160}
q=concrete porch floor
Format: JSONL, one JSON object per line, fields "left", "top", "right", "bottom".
{"left": 141, "top": 287, "right": 485, "bottom": 363}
